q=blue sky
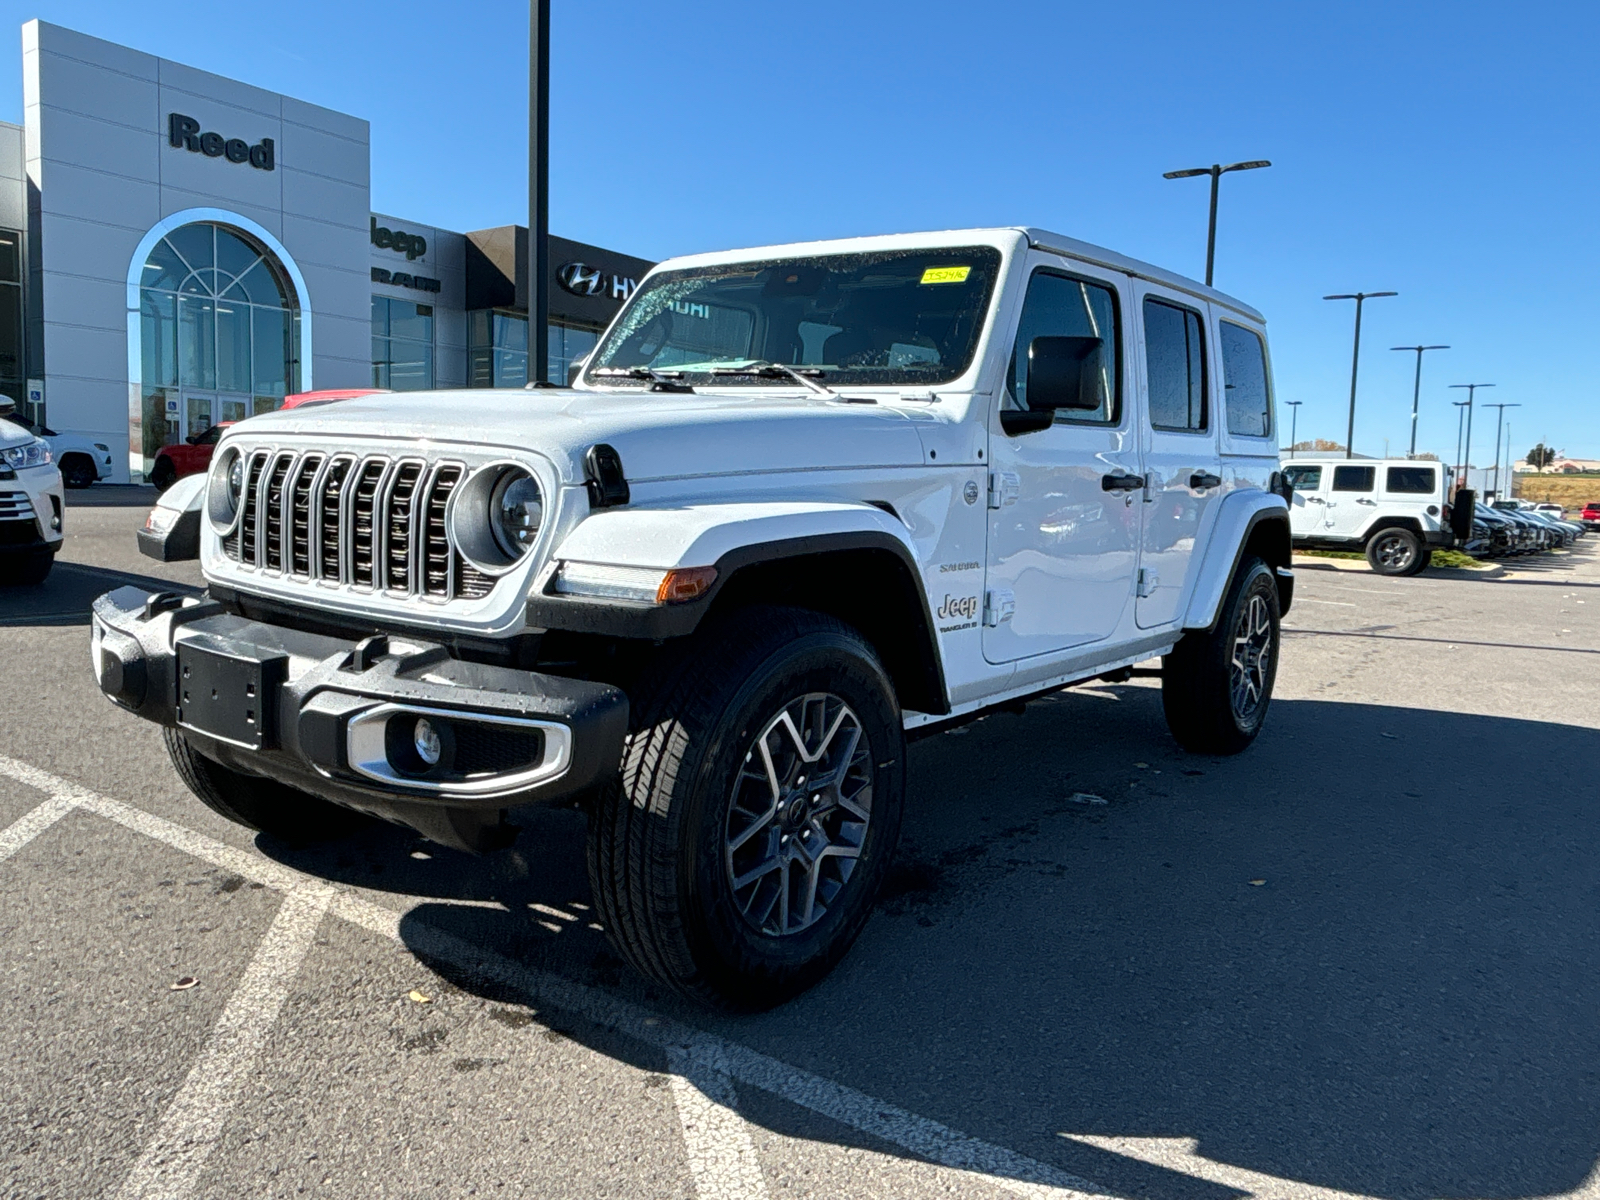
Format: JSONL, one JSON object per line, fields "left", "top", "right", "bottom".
{"left": 3, "top": 1, "right": 1596, "bottom": 462}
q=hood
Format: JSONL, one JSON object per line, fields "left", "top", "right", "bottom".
{"left": 0, "top": 417, "right": 33, "bottom": 450}
{"left": 231, "top": 387, "right": 932, "bottom": 483}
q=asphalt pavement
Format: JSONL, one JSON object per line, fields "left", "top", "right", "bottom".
{"left": 2, "top": 488, "right": 1597, "bottom": 1200}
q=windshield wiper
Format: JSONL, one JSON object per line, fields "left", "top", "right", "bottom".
{"left": 589, "top": 367, "right": 694, "bottom": 393}
{"left": 708, "top": 361, "right": 836, "bottom": 398}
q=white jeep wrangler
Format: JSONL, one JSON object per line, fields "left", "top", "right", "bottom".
{"left": 95, "top": 228, "right": 1293, "bottom": 1009}
{"left": 1283, "top": 457, "right": 1465, "bottom": 575}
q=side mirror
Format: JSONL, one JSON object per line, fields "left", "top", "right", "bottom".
{"left": 1027, "top": 336, "right": 1105, "bottom": 412}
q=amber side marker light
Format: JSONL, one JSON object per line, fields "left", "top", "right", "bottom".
{"left": 657, "top": 566, "right": 718, "bottom": 604}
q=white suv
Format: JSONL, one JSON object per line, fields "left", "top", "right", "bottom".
{"left": 1283, "top": 457, "right": 1460, "bottom": 575}
{"left": 1, "top": 410, "right": 64, "bottom": 583}
{"left": 95, "top": 227, "right": 1293, "bottom": 1008}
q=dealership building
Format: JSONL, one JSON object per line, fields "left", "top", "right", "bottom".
{"left": 0, "top": 21, "right": 652, "bottom": 481}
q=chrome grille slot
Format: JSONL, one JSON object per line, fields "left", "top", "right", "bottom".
{"left": 383, "top": 460, "right": 425, "bottom": 593}
{"left": 236, "top": 453, "right": 268, "bottom": 564}
{"left": 262, "top": 453, "right": 294, "bottom": 571}
{"left": 349, "top": 459, "right": 389, "bottom": 589}
{"left": 318, "top": 456, "right": 353, "bottom": 581}
{"left": 288, "top": 454, "right": 322, "bottom": 576}
{"left": 421, "top": 465, "right": 462, "bottom": 597}
{"left": 219, "top": 445, "right": 504, "bottom": 605}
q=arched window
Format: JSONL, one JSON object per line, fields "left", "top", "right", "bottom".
{"left": 138, "top": 223, "right": 302, "bottom": 465}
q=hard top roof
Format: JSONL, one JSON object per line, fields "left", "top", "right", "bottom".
{"left": 648, "top": 227, "right": 1265, "bottom": 325}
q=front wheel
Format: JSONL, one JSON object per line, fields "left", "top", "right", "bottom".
{"left": 59, "top": 454, "right": 97, "bottom": 489}
{"left": 1162, "top": 556, "right": 1280, "bottom": 755}
{"left": 1366, "top": 528, "right": 1426, "bottom": 575}
{"left": 149, "top": 459, "right": 176, "bottom": 493}
{"left": 587, "top": 607, "right": 905, "bottom": 1011}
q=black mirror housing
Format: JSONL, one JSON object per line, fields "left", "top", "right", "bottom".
{"left": 1026, "top": 336, "right": 1105, "bottom": 413}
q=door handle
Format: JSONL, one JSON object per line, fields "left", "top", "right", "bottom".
{"left": 1356, "top": 498, "right": 1377, "bottom": 505}
{"left": 1101, "top": 471, "right": 1143, "bottom": 492}
{"left": 1189, "top": 472, "right": 1222, "bottom": 490}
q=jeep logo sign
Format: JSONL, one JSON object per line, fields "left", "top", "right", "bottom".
{"left": 371, "top": 218, "right": 427, "bottom": 261}
{"left": 559, "top": 261, "right": 637, "bottom": 302}
{"left": 167, "top": 114, "right": 274, "bottom": 171}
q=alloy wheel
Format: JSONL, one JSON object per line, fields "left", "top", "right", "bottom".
{"left": 1373, "top": 533, "right": 1415, "bottom": 571}
{"left": 1229, "top": 593, "right": 1273, "bottom": 722}
{"left": 724, "top": 693, "right": 873, "bottom": 937}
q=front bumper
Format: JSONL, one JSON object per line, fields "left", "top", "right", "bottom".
{"left": 90, "top": 586, "right": 629, "bottom": 851}
{"left": 0, "top": 464, "right": 64, "bottom": 552}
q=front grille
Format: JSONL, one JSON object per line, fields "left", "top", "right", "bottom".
{"left": 0, "top": 491, "right": 35, "bottom": 520}
{"left": 222, "top": 451, "right": 485, "bottom": 603}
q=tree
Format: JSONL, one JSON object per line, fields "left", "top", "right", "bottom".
{"left": 1525, "top": 444, "right": 1557, "bottom": 470}
{"left": 1292, "top": 439, "right": 1346, "bottom": 452}
{"left": 1413, "top": 452, "right": 1439, "bottom": 461}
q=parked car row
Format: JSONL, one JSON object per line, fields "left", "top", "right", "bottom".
{"left": 1463, "top": 498, "right": 1589, "bottom": 558}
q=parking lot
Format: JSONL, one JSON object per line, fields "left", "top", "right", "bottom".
{"left": 3, "top": 489, "right": 1598, "bottom": 1200}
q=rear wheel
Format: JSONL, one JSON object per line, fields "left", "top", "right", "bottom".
{"left": 587, "top": 606, "right": 905, "bottom": 1011}
{"left": 1162, "top": 556, "right": 1280, "bottom": 755}
{"left": 1366, "top": 528, "right": 1425, "bottom": 575}
{"left": 164, "top": 728, "right": 369, "bottom": 842}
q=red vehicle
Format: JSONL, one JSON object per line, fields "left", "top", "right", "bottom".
{"left": 1581, "top": 502, "right": 1600, "bottom": 530}
{"left": 148, "top": 390, "right": 387, "bottom": 490}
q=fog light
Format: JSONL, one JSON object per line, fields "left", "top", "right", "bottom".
{"left": 414, "top": 718, "right": 442, "bottom": 766}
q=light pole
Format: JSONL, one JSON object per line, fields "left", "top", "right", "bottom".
{"left": 1163, "top": 160, "right": 1271, "bottom": 287}
{"left": 1452, "top": 400, "right": 1470, "bottom": 489}
{"left": 1503, "top": 423, "right": 1513, "bottom": 499}
{"left": 528, "top": 0, "right": 551, "bottom": 384}
{"left": 1324, "top": 291, "right": 1398, "bottom": 458}
{"left": 1390, "top": 344, "right": 1449, "bottom": 457}
{"left": 1483, "top": 402, "right": 1520, "bottom": 499}
{"left": 1449, "top": 383, "right": 1494, "bottom": 489}
{"left": 1285, "top": 400, "right": 1303, "bottom": 457}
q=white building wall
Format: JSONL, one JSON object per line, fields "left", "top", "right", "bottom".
{"left": 22, "top": 20, "right": 371, "bottom": 481}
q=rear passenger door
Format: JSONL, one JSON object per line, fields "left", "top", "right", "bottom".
{"left": 1133, "top": 283, "right": 1223, "bottom": 628}
{"left": 1282, "top": 462, "right": 1328, "bottom": 536}
{"left": 1324, "top": 463, "right": 1377, "bottom": 537}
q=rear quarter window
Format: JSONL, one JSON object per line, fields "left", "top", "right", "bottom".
{"left": 1283, "top": 464, "right": 1322, "bottom": 490}
{"left": 1219, "top": 321, "right": 1272, "bottom": 438}
{"left": 1385, "top": 466, "right": 1436, "bottom": 494}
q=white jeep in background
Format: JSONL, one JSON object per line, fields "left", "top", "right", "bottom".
{"left": 95, "top": 227, "right": 1293, "bottom": 1009}
{"left": 7, "top": 414, "right": 115, "bottom": 488}
{"left": 1283, "top": 457, "right": 1464, "bottom": 575}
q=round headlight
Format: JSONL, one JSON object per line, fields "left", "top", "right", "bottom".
{"left": 449, "top": 463, "right": 547, "bottom": 574}
{"left": 208, "top": 448, "right": 244, "bottom": 532}
{"left": 491, "top": 471, "right": 543, "bottom": 558}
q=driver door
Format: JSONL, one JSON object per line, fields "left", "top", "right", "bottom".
{"left": 983, "top": 258, "right": 1140, "bottom": 664}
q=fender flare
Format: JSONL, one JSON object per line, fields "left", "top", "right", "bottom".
{"left": 1181, "top": 490, "right": 1293, "bottom": 630}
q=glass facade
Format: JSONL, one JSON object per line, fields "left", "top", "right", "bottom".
{"left": 138, "top": 222, "right": 299, "bottom": 471}
{"left": 0, "top": 229, "right": 21, "bottom": 415}
{"left": 469, "top": 310, "right": 598, "bottom": 388}
{"left": 371, "top": 296, "right": 435, "bottom": 390}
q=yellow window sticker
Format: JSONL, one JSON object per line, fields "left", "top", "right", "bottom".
{"left": 920, "top": 265, "right": 971, "bottom": 285}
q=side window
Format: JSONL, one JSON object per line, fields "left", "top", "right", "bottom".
{"left": 198, "top": 425, "right": 223, "bottom": 446}
{"left": 1142, "top": 298, "right": 1206, "bottom": 432}
{"left": 1283, "top": 464, "right": 1322, "bottom": 491}
{"left": 1219, "top": 321, "right": 1272, "bottom": 438}
{"left": 1385, "top": 466, "right": 1436, "bottom": 494}
{"left": 1332, "top": 465, "right": 1376, "bottom": 492}
{"left": 1008, "top": 270, "right": 1120, "bottom": 423}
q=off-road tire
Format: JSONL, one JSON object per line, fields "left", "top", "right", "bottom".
{"left": 1162, "top": 555, "right": 1279, "bottom": 755}
{"left": 59, "top": 454, "right": 97, "bottom": 489}
{"left": 2, "top": 548, "right": 54, "bottom": 586}
{"left": 587, "top": 606, "right": 905, "bottom": 1011}
{"left": 150, "top": 459, "right": 176, "bottom": 493}
{"left": 164, "top": 727, "right": 369, "bottom": 841}
{"left": 1365, "top": 527, "right": 1424, "bottom": 575}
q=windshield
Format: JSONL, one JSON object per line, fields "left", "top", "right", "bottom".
{"left": 585, "top": 246, "right": 1003, "bottom": 388}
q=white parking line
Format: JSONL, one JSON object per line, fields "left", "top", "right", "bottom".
{"left": 0, "top": 794, "right": 78, "bottom": 864}
{"left": 0, "top": 754, "right": 1131, "bottom": 1199}
{"left": 114, "top": 886, "right": 332, "bottom": 1200}
{"left": 667, "top": 1046, "right": 771, "bottom": 1200}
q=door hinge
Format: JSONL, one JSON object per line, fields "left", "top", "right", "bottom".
{"left": 1136, "top": 568, "right": 1160, "bottom": 598}
{"left": 988, "top": 471, "right": 1020, "bottom": 509}
{"left": 984, "top": 588, "right": 1015, "bottom": 627}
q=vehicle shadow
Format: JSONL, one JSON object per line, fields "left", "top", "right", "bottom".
{"left": 0, "top": 562, "right": 199, "bottom": 628}
{"left": 261, "top": 690, "right": 1600, "bottom": 1199}
{"left": 63, "top": 484, "right": 161, "bottom": 508}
